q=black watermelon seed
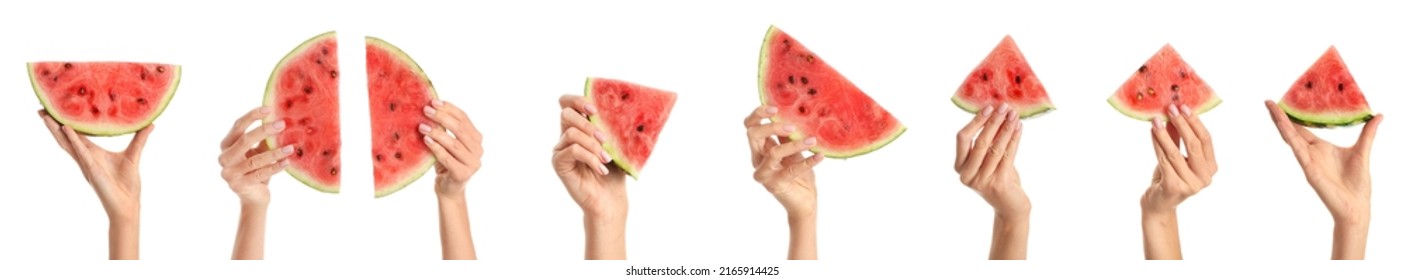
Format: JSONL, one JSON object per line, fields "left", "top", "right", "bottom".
{"left": 1138, "top": 65, "right": 1147, "bottom": 73}
{"left": 330, "top": 167, "right": 338, "bottom": 175}
{"left": 322, "top": 47, "right": 329, "bottom": 55}
{"left": 156, "top": 66, "right": 165, "bottom": 73}
{"left": 321, "top": 149, "right": 331, "bottom": 157}
{"left": 389, "top": 102, "right": 396, "bottom": 112}
{"left": 1171, "top": 84, "right": 1179, "bottom": 92}
{"left": 981, "top": 73, "right": 988, "bottom": 81}
{"left": 807, "top": 88, "right": 817, "bottom": 95}
{"left": 41, "top": 70, "right": 50, "bottom": 76}
{"left": 303, "top": 86, "right": 313, "bottom": 94}
{"left": 284, "top": 100, "right": 295, "bottom": 109}
{"left": 329, "top": 70, "right": 338, "bottom": 79}
{"left": 90, "top": 106, "right": 99, "bottom": 115}
{"left": 798, "top": 106, "right": 807, "bottom": 114}
{"left": 783, "top": 39, "right": 789, "bottom": 45}
{"left": 394, "top": 152, "right": 402, "bottom": 159}
{"left": 295, "top": 148, "right": 304, "bottom": 157}
{"left": 1015, "top": 75, "right": 1022, "bottom": 84}
{"left": 1179, "top": 70, "right": 1187, "bottom": 79}
{"left": 316, "top": 59, "right": 323, "bottom": 65}
{"left": 1305, "top": 81, "right": 1313, "bottom": 89}
{"left": 635, "top": 125, "right": 644, "bottom": 132}
{"left": 800, "top": 76, "right": 808, "bottom": 85}
{"left": 78, "top": 87, "right": 87, "bottom": 95}
{"left": 108, "top": 92, "right": 116, "bottom": 101}
{"left": 140, "top": 71, "right": 147, "bottom": 80}
{"left": 136, "top": 98, "right": 147, "bottom": 105}
{"left": 1338, "top": 83, "right": 1345, "bottom": 92}
{"left": 393, "top": 132, "right": 400, "bottom": 141}
{"left": 375, "top": 154, "right": 384, "bottom": 162}
{"left": 621, "top": 92, "right": 630, "bottom": 101}
{"left": 788, "top": 75, "right": 794, "bottom": 84}
{"left": 64, "top": 63, "right": 73, "bottom": 69}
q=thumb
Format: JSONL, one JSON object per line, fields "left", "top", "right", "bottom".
{"left": 1354, "top": 114, "right": 1383, "bottom": 154}
{"left": 126, "top": 124, "right": 156, "bottom": 161}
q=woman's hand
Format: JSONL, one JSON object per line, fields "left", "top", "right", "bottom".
{"left": 420, "top": 99, "right": 483, "bottom": 260}
{"left": 39, "top": 109, "right": 154, "bottom": 260}
{"left": 1265, "top": 100, "right": 1382, "bottom": 260}
{"left": 744, "top": 105, "right": 822, "bottom": 260}
{"left": 218, "top": 106, "right": 290, "bottom": 260}
{"left": 1140, "top": 104, "right": 1217, "bottom": 260}
{"left": 954, "top": 104, "right": 1028, "bottom": 260}
{"left": 553, "top": 95, "right": 627, "bottom": 260}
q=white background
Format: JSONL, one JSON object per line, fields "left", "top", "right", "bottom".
{"left": 1, "top": 0, "right": 1400, "bottom": 278}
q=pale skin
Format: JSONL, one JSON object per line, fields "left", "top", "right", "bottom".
{"left": 219, "top": 101, "right": 481, "bottom": 260}
{"left": 39, "top": 109, "right": 155, "bottom": 260}
{"left": 1140, "top": 104, "right": 1218, "bottom": 260}
{"left": 554, "top": 95, "right": 628, "bottom": 260}
{"left": 1264, "top": 100, "right": 1382, "bottom": 260}
{"left": 744, "top": 105, "right": 823, "bottom": 260}
{"left": 954, "top": 104, "right": 1029, "bottom": 260}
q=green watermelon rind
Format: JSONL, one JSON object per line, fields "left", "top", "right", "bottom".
{"left": 583, "top": 78, "right": 642, "bottom": 180}
{"left": 28, "top": 62, "right": 182, "bottom": 136}
{"left": 1278, "top": 101, "right": 1374, "bottom": 128}
{"left": 263, "top": 31, "right": 340, "bottom": 194}
{"left": 950, "top": 95, "right": 1055, "bottom": 120}
{"left": 366, "top": 36, "right": 440, "bottom": 198}
{"left": 1106, "top": 93, "right": 1222, "bottom": 121}
{"left": 757, "top": 25, "right": 905, "bottom": 159}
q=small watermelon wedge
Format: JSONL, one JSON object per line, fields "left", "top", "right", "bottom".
{"left": 366, "top": 36, "right": 438, "bottom": 198}
{"left": 1108, "top": 44, "right": 1221, "bottom": 121}
{"left": 585, "top": 78, "right": 677, "bottom": 179}
{"left": 1277, "top": 46, "right": 1373, "bottom": 128}
{"left": 952, "top": 35, "right": 1055, "bottom": 119}
{"left": 29, "top": 62, "right": 180, "bottom": 136}
{"left": 264, "top": 31, "right": 341, "bottom": 193}
{"left": 758, "top": 25, "right": 905, "bottom": 158}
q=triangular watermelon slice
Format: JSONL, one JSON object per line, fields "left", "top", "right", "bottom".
{"left": 1108, "top": 44, "right": 1221, "bottom": 121}
{"left": 29, "top": 62, "right": 180, "bottom": 136}
{"left": 585, "top": 78, "right": 677, "bottom": 180}
{"left": 952, "top": 35, "right": 1055, "bottom": 118}
{"left": 758, "top": 25, "right": 905, "bottom": 158}
{"left": 1277, "top": 46, "right": 1373, "bottom": 128}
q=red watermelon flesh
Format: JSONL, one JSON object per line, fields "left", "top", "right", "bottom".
{"left": 585, "top": 78, "right": 676, "bottom": 179}
{"left": 1108, "top": 44, "right": 1221, "bottom": 121}
{"left": 1278, "top": 46, "right": 1373, "bottom": 128}
{"left": 758, "top": 26, "right": 905, "bottom": 158}
{"left": 29, "top": 62, "right": 180, "bottom": 136}
{"left": 952, "top": 35, "right": 1055, "bottom": 118}
{"left": 264, "top": 31, "right": 340, "bottom": 193}
{"left": 367, "top": 36, "right": 437, "bottom": 198}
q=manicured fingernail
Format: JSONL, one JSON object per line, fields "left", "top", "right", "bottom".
{"left": 594, "top": 130, "right": 608, "bottom": 142}
{"left": 998, "top": 103, "right": 1010, "bottom": 113}
{"left": 1153, "top": 118, "right": 1165, "bottom": 128}
{"left": 1015, "top": 121, "right": 1023, "bottom": 130}
{"left": 585, "top": 103, "right": 598, "bottom": 115}
{"left": 424, "top": 106, "right": 436, "bottom": 116}
{"left": 599, "top": 164, "right": 610, "bottom": 175}
{"left": 259, "top": 106, "right": 273, "bottom": 114}
{"left": 432, "top": 99, "right": 444, "bottom": 107}
{"left": 1181, "top": 104, "right": 1191, "bottom": 115}
{"left": 1168, "top": 104, "right": 1179, "bottom": 117}
{"left": 272, "top": 120, "right": 286, "bottom": 131}
{"left": 1007, "top": 109, "right": 1018, "bottom": 121}
{"left": 419, "top": 123, "right": 431, "bottom": 134}
{"left": 280, "top": 145, "right": 294, "bottom": 155}
{"left": 981, "top": 106, "right": 993, "bottom": 116}
{"left": 424, "top": 135, "right": 436, "bottom": 145}
{"left": 782, "top": 124, "right": 795, "bottom": 133}
{"left": 766, "top": 106, "right": 779, "bottom": 114}
{"left": 600, "top": 150, "right": 612, "bottom": 163}
{"left": 804, "top": 137, "right": 817, "bottom": 146}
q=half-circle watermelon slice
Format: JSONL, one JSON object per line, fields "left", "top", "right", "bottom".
{"left": 952, "top": 35, "right": 1055, "bottom": 119}
{"left": 758, "top": 25, "right": 905, "bottom": 159}
{"left": 264, "top": 31, "right": 340, "bottom": 193}
{"left": 367, "top": 36, "right": 438, "bottom": 198}
{"left": 1277, "top": 46, "right": 1373, "bottom": 128}
{"left": 585, "top": 78, "right": 677, "bottom": 180}
{"left": 1108, "top": 44, "right": 1221, "bottom": 121}
{"left": 29, "top": 62, "right": 180, "bottom": 136}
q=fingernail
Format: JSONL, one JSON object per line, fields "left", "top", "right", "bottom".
{"left": 1007, "top": 109, "right": 1018, "bottom": 121}
{"left": 272, "top": 120, "right": 286, "bottom": 131}
{"left": 1153, "top": 118, "right": 1165, "bottom": 128}
{"left": 594, "top": 130, "right": 608, "bottom": 142}
{"left": 424, "top": 135, "right": 436, "bottom": 145}
{"left": 1181, "top": 104, "right": 1192, "bottom": 115}
{"left": 1168, "top": 104, "right": 1179, "bottom": 117}
{"left": 599, "top": 164, "right": 610, "bottom": 175}
{"left": 804, "top": 137, "right": 817, "bottom": 146}
{"left": 981, "top": 106, "right": 993, "bottom": 116}
{"left": 424, "top": 106, "right": 436, "bottom": 116}
{"left": 432, "top": 99, "right": 444, "bottom": 107}
{"left": 766, "top": 106, "right": 779, "bottom": 114}
{"left": 280, "top": 145, "right": 294, "bottom": 155}
{"left": 419, "top": 123, "right": 431, "bottom": 134}
{"left": 259, "top": 106, "right": 273, "bottom": 114}
{"left": 585, "top": 103, "right": 598, "bottom": 115}
{"left": 782, "top": 124, "right": 795, "bottom": 133}
{"left": 998, "top": 103, "right": 1010, "bottom": 113}
{"left": 599, "top": 150, "right": 612, "bottom": 163}
{"left": 1015, "top": 121, "right": 1023, "bottom": 130}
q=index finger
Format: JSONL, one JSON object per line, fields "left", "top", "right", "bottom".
{"left": 1264, "top": 100, "right": 1309, "bottom": 152}
{"left": 38, "top": 109, "right": 76, "bottom": 156}
{"left": 433, "top": 100, "right": 481, "bottom": 141}
{"left": 744, "top": 105, "right": 778, "bottom": 128}
{"left": 956, "top": 106, "right": 995, "bottom": 170}
{"left": 559, "top": 95, "right": 596, "bottom": 115}
{"left": 223, "top": 107, "right": 272, "bottom": 149}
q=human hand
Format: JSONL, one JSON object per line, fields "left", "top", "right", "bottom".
{"left": 420, "top": 100, "right": 483, "bottom": 198}
{"left": 1142, "top": 104, "right": 1218, "bottom": 214}
{"left": 39, "top": 110, "right": 154, "bottom": 223}
{"left": 1264, "top": 100, "right": 1382, "bottom": 226}
{"left": 553, "top": 95, "right": 627, "bottom": 218}
{"left": 955, "top": 105, "right": 1028, "bottom": 217}
{"left": 219, "top": 107, "right": 291, "bottom": 207}
{"left": 744, "top": 106, "right": 823, "bottom": 218}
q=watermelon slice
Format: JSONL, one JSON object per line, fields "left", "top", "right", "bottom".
{"left": 1108, "top": 44, "right": 1221, "bottom": 121}
{"left": 952, "top": 35, "right": 1055, "bottom": 118}
{"left": 366, "top": 36, "right": 438, "bottom": 198}
{"left": 758, "top": 25, "right": 905, "bottom": 158}
{"left": 264, "top": 31, "right": 340, "bottom": 193}
{"left": 29, "top": 62, "right": 180, "bottom": 136}
{"left": 1277, "top": 46, "right": 1373, "bottom": 128}
{"left": 584, "top": 78, "right": 677, "bottom": 179}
